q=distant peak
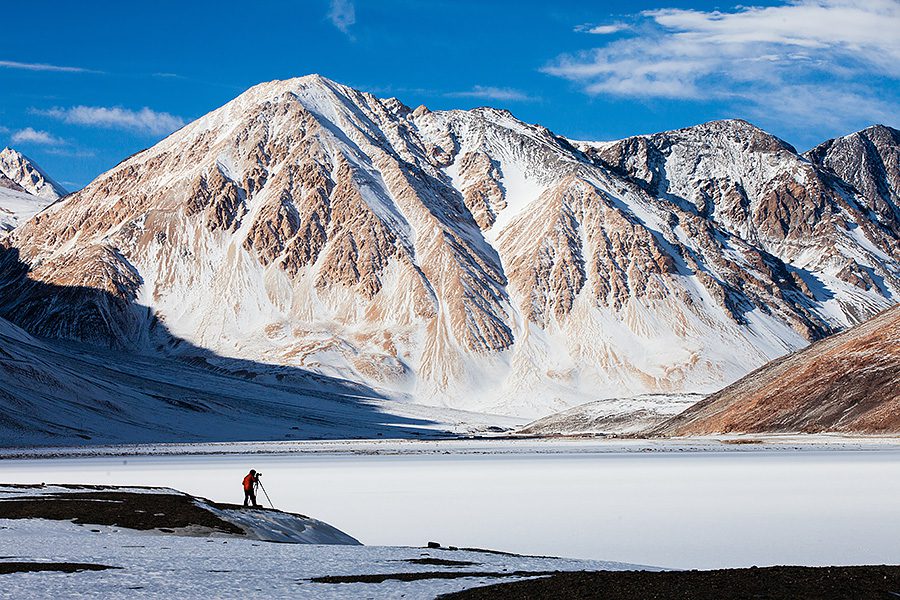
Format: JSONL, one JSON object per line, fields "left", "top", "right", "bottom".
{"left": 297, "top": 73, "right": 332, "bottom": 84}
{"left": 862, "top": 123, "right": 898, "bottom": 133}
{"left": 827, "top": 123, "right": 900, "bottom": 142}
{"left": 277, "top": 73, "right": 340, "bottom": 91}
{"left": 282, "top": 74, "right": 348, "bottom": 92}
{"left": 662, "top": 119, "right": 798, "bottom": 153}
{"left": 807, "top": 123, "right": 900, "bottom": 157}
{"left": 692, "top": 118, "right": 766, "bottom": 133}
{"left": 854, "top": 123, "right": 900, "bottom": 139}
{"left": 234, "top": 74, "right": 350, "bottom": 101}
{"left": 0, "top": 146, "right": 67, "bottom": 199}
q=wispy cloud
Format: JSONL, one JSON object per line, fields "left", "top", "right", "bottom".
{"left": 44, "top": 148, "right": 96, "bottom": 158}
{"left": 34, "top": 105, "right": 186, "bottom": 136}
{"left": 446, "top": 86, "right": 535, "bottom": 102}
{"left": 11, "top": 127, "right": 66, "bottom": 145}
{"left": 0, "top": 59, "right": 99, "bottom": 73}
{"left": 329, "top": 0, "right": 356, "bottom": 35}
{"left": 545, "top": 0, "right": 900, "bottom": 132}
{"left": 356, "top": 84, "right": 435, "bottom": 97}
{"left": 574, "top": 23, "right": 629, "bottom": 35}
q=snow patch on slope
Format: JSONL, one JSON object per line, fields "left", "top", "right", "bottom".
{"left": 0, "top": 186, "right": 52, "bottom": 232}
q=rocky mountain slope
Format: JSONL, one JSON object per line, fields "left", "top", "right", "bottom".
{"left": 652, "top": 304, "right": 899, "bottom": 435}
{"left": 0, "top": 311, "right": 516, "bottom": 446}
{"left": 517, "top": 393, "right": 704, "bottom": 436}
{"left": 805, "top": 125, "right": 900, "bottom": 240}
{"left": 0, "top": 147, "right": 66, "bottom": 232}
{"left": 1, "top": 76, "right": 897, "bottom": 418}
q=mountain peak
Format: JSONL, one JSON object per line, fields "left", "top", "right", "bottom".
{"left": 186, "top": 74, "right": 412, "bottom": 139}
{"left": 667, "top": 119, "right": 798, "bottom": 153}
{"left": 241, "top": 74, "right": 364, "bottom": 101}
{"left": 861, "top": 123, "right": 899, "bottom": 135}
{"left": 803, "top": 123, "right": 900, "bottom": 236}
{"left": 811, "top": 124, "right": 900, "bottom": 151}
{"left": 0, "top": 147, "right": 67, "bottom": 200}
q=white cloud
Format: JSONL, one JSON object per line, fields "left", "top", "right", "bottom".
{"left": 545, "top": 0, "right": 900, "bottom": 130}
{"left": 0, "top": 60, "right": 98, "bottom": 73}
{"left": 329, "top": 0, "right": 356, "bottom": 35}
{"left": 11, "top": 127, "right": 66, "bottom": 145}
{"left": 446, "top": 86, "right": 534, "bottom": 102}
{"left": 745, "top": 84, "right": 897, "bottom": 132}
{"left": 35, "top": 106, "right": 186, "bottom": 136}
{"left": 575, "top": 23, "right": 629, "bottom": 35}
{"left": 45, "top": 148, "right": 96, "bottom": 158}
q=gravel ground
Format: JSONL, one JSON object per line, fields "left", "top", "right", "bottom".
{"left": 439, "top": 565, "right": 900, "bottom": 600}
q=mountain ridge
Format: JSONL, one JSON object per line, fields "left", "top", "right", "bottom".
{"left": 1, "top": 75, "right": 897, "bottom": 419}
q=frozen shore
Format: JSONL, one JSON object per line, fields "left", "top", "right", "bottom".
{"left": 0, "top": 484, "right": 635, "bottom": 599}
{"left": 2, "top": 434, "right": 900, "bottom": 460}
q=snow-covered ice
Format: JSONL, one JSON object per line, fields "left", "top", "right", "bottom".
{"left": 3, "top": 438, "right": 900, "bottom": 570}
{"left": 0, "top": 517, "right": 629, "bottom": 599}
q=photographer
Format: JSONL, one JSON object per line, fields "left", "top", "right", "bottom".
{"left": 242, "top": 469, "right": 261, "bottom": 508}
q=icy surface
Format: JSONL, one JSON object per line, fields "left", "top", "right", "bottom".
{"left": 0, "top": 484, "right": 361, "bottom": 545}
{"left": 0, "top": 517, "right": 627, "bottom": 599}
{"left": 2, "top": 439, "right": 900, "bottom": 570}
{"left": 203, "top": 503, "right": 359, "bottom": 545}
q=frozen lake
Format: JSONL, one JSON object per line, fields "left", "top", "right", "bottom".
{"left": 2, "top": 444, "right": 899, "bottom": 569}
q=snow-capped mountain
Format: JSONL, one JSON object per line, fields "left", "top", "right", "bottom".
{"left": 0, "top": 147, "right": 66, "bottom": 232}
{"left": 653, "top": 303, "right": 899, "bottom": 435}
{"left": 0, "top": 147, "right": 66, "bottom": 200}
{"left": 805, "top": 125, "right": 900, "bottom": 240}
{"left": 578, "top": 120, "right": 899, "bottom": 323}
{"left": 2, "top": 76, "right": 897, "bottom": 418}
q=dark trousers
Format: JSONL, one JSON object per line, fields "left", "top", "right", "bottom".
{"left": 243, "top": 488, "right": 258, "bottom": 507}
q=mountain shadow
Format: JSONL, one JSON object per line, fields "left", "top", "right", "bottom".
{"left": 0, "top": 244, "right": 451, "bottom": 447}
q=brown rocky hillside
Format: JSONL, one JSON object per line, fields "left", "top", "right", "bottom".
{"left": 653, "top": 304, "right": 900, "bottom": 435}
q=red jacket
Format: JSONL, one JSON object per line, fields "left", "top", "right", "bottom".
{"left": 243, "top": 473, "right": 256, "bottom": 491}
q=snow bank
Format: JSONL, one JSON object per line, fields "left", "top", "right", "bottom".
{"left": 202, "top": 502, "right": 361, "bottom": 545}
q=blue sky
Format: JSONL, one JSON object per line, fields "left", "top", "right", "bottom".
{"left": 2, "top": 0, "right": 897, "bottom": 190}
